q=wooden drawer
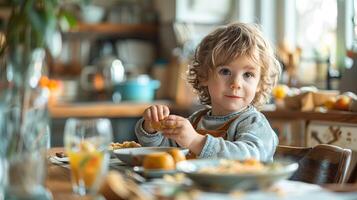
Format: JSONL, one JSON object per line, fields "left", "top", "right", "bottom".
{"left": 306, "top": 121, "right": 357, "bottom": 150}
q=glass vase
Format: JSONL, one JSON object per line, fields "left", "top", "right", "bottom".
{"left": 0, "top": 48, "right": 52, "bottom": 200}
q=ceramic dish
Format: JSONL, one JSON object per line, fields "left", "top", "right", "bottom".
{"left": 133, "top": 166, "right": 177, "bottom": 178}
{"left": 51, "top": 156, "right": 69, "bottom": 163}
{"left": 176, "top": 159, "right": 298, "bottom": 192}
{"left": 114, "top": 75, "right": 160, "bottom": 102}
{"left": 113, "top": 147, "right": 189, "bottom": 166}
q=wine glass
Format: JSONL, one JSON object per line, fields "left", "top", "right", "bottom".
{"left": 64, "top": 118, "right": 112, "bottom": 197}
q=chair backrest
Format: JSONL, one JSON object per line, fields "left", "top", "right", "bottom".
{"left": 347, "top": 162, "right": 357, "bottom": 183}
{"left": 275, "top": 145, "right": 312, "bottom": 162}
{"left": 275, "top": 144, "right": 352, "bottom": 184}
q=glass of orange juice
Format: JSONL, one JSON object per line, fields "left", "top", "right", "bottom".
{"left": 64, "top": 118, "right": 112, "bottom": 196}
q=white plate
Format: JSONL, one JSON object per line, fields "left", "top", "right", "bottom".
{"left": 113, "top": 147, "right": 189, "bottom": 166}
{"left": 51, "top": 154, "right": 121, "bottom": 165}
{"left": 52, "top": 156, "right": 69, "bottom": 163}
{"left": 133, "top": 166, "right": 177, "bottom": 178}
{"left": 176, "top": 159, "right": 298, "bottom": 192}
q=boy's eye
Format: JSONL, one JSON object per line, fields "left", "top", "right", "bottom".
{"left": 244, "top": 72, "right": 255, "bottom": 78}
{"left": 218, "top": 68, "right": 231, "bottom": 76}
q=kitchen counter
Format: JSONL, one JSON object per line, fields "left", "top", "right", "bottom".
{"left": 49, "top": 101, "right": 357, "bottom": 123}
{"left": 49, "top": 100, "right": 192, "bottom": 118}
{"left": 261, "top": 106, "right": 357, "bottom": 124}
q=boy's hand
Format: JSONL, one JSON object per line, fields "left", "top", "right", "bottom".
{"left": 161, "top": 115, "right": 206, "bottom": 155}
{"left": 142, "top": 105, "right": 170, "bottom": 134}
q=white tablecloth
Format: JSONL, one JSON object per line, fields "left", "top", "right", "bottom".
{"left": 142, "top": 179, "right": 357, "bottom": 200}
{"left": 197, "top": 180, "right": 357, "bottom": 200}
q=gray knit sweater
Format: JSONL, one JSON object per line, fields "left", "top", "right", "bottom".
{"left": 134, "top": 106, "right": 278, "bottom": 162}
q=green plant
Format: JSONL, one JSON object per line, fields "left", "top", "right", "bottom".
{"left": 1, "top": 0, "right": 89, "bottom": 59}
{"left": 4, "top": 0, "right": 57, "bottom": 52}
{"left": 0, "top": 0, "right": 88, "bottom": 156}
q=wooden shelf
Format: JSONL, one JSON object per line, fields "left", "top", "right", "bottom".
{"left": 66, "top": 23, "right": 158, "bottom": 38}
{"left": 49, "top": 100, "right": 190, "bottom": 118}
{"left": 262, "top": 108, "right": 357, "bottom": 124}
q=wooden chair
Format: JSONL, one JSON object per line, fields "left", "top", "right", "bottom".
{"left": 347, "top": 164, "right": 357, "bottom": 183}
{"left": 275, "top": 145, "right": 312, "bottom": 162}
{"left": 324, "top": 161, "right": 357, "bottom": 192}
{"left": 275, "top": 144, "right": 352, "bottom": 184}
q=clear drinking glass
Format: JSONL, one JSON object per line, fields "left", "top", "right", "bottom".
{"left": 0, "top": 157, "right": 5, "bottom": 200}
{"left": 64, "top": 118, "right": 113, "bottom": 196}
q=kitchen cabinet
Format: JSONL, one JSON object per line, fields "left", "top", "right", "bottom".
{"left": 262, "top": 107, "right": 357, "bottom": 146}
{"left": 306, "top": 121, "right": 357, "bottom": 151}
{"left": 50, "top": 22, "right": 158, "bottom": 77}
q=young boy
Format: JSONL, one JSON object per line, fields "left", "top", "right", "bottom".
{"left": 135, "top": 22, "right": 281, "bottom": 162}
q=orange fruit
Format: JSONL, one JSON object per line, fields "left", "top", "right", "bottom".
{"left": 334, "top": 95, "right": 351, "bottom": 111}
{"left": 142, "top": 152, "right": 175, "bottom": 170}
{"left": 48, "top": 79, "right": 60, "bottom": 91}
{"left": 93, "top": 74, "right": 105, "bottom": 91}
{"left": 272, "top": 85, "right": 289, "bottom": 99}
{"left": 39, "top": 76, "right": 50, "bottom": 88}
{"left": 167, "top": 148, "right": 186, "bottom": 163}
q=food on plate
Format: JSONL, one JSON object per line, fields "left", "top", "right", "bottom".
{"left": 163, "top": 173, "right": 186, "bottom": 184}
{"left": 55, "top": 152, "right": 67, "bottom": 158}
{"left": 142, "top": 148, "right": 185, "bottom": 170}
{"left": 198, "top": 159, "right": 272, "bottom": 174}
{"left": 150, "top": 119, "right": 176, "bottom": 131}
{"left": 143, "top": 152, "right": 175, "bottom": 170}
{"left": 100, "top": 171, "right": 148, "bottom": 200}
{"left": 110, "top": 141, "right": 141, "bottom": 150}
{"left": 167, "top": 148, "right": 186, "bottom": 163}
{"left": 113, "top": 146, "right": 189, "bottom": 166}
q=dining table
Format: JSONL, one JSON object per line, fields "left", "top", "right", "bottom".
{"left": 46, "top": 147, "right": 357, "bottom": 200}
{"left": 46, "top": 147, "right": 81, "bottom": 200}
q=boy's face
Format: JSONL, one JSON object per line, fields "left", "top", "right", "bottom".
{"left": 202, "top": 55, "right": 261, "bottom": 116}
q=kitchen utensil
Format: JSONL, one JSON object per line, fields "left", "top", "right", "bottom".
{"left": 115, "top": 40, "right": 155, "bottom": 74}
{"left": 80, "top": 58, "right": 125, "bottom": 92}
{"left": 114, "top": 75, "right": 160, "bottom": 102}
{"left": 80, "top": 5, "right": 105, "bottom": 24}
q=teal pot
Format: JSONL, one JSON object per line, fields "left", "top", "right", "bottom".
{"left": 114, "top": 75, "right": 160, "bottom": 102}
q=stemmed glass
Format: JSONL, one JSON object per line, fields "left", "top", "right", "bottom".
{"left": 64, "top": 118, "right": 113, "bottom": 197}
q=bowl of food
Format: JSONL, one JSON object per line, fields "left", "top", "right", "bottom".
{"left": 113, "top": 147, "right": 189, "bottom": 166}
{"left": 176, "top": 159, "right": 298, "bottom": 192}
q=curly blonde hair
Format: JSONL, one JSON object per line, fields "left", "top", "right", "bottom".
{"left": 187, "top": 22, "right": 281, "bottom": 109}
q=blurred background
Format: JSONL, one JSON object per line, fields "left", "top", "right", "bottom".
{"left": 1, "top": 0, "right": 357, "bottom": 148}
